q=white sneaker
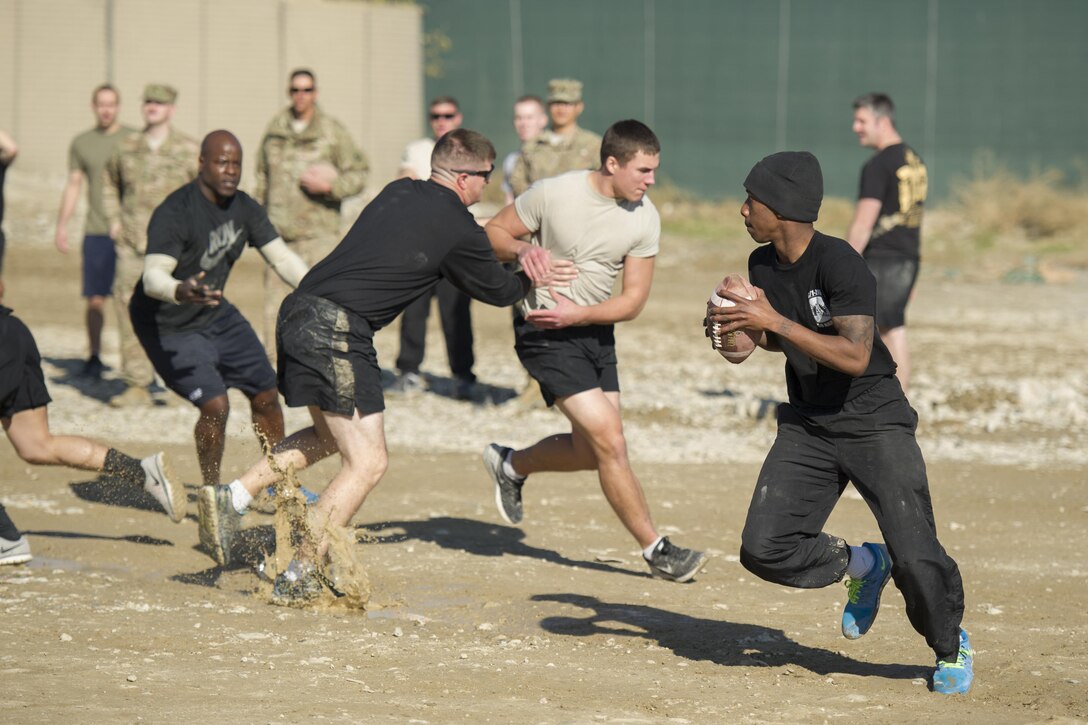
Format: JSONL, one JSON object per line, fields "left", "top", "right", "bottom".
{"left": 141, "top": 452, "right": 185, "bottom": 523}
{"left": 0, "top": 535, "right": 32, "bottom": 566}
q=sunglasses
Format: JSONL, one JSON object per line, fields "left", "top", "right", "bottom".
{"left": 451, "top": 164, "right": 494, "bottom": 183}
{"left": 290, "top": 87, "right": 315, "bottom": 94}
{"left": 430, "top": 112, "right": 458, "bottom": 120}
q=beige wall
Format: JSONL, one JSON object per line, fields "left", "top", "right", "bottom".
{"left": 0, "top": 0, "right": 423, "bottom": 193}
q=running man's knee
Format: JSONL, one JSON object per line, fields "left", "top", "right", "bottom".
{"left": 586, "top": 425, "right": 629, "bottom": 465}
{"left": 198, "top": 396, "right": 230, "bottom": 426}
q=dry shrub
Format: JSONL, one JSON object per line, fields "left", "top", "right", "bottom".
{"left": 926, "top": 153, "right": 1088, "bottom": 278}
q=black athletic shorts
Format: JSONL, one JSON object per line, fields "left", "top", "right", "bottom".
{"left": 276, "top": 292, "right": 384, "bottom": 417}
{"left": 133, "top": 305, "right": 276, "bottom": 408}
{"left": 865, "top": 255, "right": 919, "bottom": 329}
{"left": 81, "top": 235, "right": 117, "bottom": 298}
{"left": 513, "top": 314, "right": 619, "bottom": 407}
{"left": 0, "top": 312, "right": 52, "bottom": 419}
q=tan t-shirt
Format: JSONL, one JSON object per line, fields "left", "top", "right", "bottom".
{"left": 514, "top": 170, "right": 659, "bottom": 315}
{"left": 69, "top": 125, "right": 137, "bottom": 235}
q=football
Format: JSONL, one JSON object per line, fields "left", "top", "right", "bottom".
{"left": 708, "top": 275, "right": 759, "bottom": 363}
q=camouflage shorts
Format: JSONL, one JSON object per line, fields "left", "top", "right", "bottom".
{"left": 276, "top": 293, "right": 383, "bottom": 416}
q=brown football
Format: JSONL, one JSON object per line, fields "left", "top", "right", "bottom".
{"left": 708, "top": 275, "right": 759, "bottom": 363}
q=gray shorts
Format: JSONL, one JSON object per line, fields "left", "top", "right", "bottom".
{"left": 865, "top": 255, "right": 919, "bottom": 329}
{"left": 276, "top": 292, "right": 383, "bottom": 416}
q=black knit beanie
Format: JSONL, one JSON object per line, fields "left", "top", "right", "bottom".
{"left": 743, "top": 151, "right": 823, "bottom": 222}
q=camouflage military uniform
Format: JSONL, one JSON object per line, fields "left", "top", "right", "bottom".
{"left": 256, "top": 104, "right": 368, "bottom": 351}
{"left": 102, "top": 127, "right": 199, "bottom": 388}
{"left": 508, "top": 126, "right": 601, "bottom": 198}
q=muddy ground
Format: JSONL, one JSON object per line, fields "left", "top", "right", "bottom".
{"left": 1, "top": 172, "right": 1086, "bottom": 723}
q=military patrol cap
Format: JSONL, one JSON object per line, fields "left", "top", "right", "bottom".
{"left": 547, "top": 78, "right": 583, "bottom": 103}
{"left": 143, "top": 83, "right": 178, "bottom": 104}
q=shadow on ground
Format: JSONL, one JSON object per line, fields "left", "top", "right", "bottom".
{"left": 42, "top": 355, "right": 126, "bottom": 403}
{"left": 22, "top": 529, "right": 173, "bottom": 547}
{"left": 69, "top": 475, "right": 185, "bottom": 516}
{"left": 359, "top": 516, "right": 648, "bottom": 580}
{"left": 533, "top": 592, "right": 930, "bottom": 680}
{"left": 172, "top": 524, "right": 275, "bottom": 588}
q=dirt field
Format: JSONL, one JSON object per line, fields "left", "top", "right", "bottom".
{"left": 2, "top": 171, "right": 1086, "bottom": 723}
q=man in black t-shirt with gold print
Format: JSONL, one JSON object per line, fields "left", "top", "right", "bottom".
{"left": 846, "top": 92, "right": 927, "bottom": 395}
{"left": 132, "top": 130, "right": 309, "bottom": 486}
{"left": 708, "top": 151, "right": 972, "bottom": 695}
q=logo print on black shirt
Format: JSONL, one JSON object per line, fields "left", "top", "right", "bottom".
{"left": 200, "top": 220, "right": 243, "bottom": 271}
{"left": 808, "top": 289, "right": 832, "bottom": 328}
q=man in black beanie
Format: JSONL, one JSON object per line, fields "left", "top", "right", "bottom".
{"left": 706, "top": 151, "right": 973, "bottom": 695}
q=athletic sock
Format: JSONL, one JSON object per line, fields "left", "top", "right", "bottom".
{"left": 845, "top": 544, "right": 876, "bottom": 578}
{"left": 103, "top": 448, "right": 146, "bottom": 487}
{"left": 502, "top": 450, "right": 526, "bottom": 482}
{"left": 642, "top": 535, "right": 665, "bottom": 561}
{"left": 227, "top": 480, "right": 252, "bottom": 514}
{"left": 0, "top": 504, "right": 21, "bottom": 540}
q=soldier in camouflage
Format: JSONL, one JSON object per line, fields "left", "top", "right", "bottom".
{"left": 508, "top": 79, "right": 602, "bottom": 198}
{"left": 102, "top": 83, "right": 199, "bottom": 407}
{"left": 256, "top": 69, "right": 369, "bottom": 354}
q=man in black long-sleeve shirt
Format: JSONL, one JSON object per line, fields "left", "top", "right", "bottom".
{"left": 196, "top": 129, "right": 571, "bottom": 604}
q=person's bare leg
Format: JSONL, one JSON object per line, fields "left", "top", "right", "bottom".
{"left": 509, "top": 429, "right": 597, "bottom": 475}
{"left": 523, "top": 389, "right": 658, "bottom": 548}
{"left": 195, "top": 395, "right": 230, "bottom": 485}
{"left": 880, "top": 325, "right": 911, "bottom": 395}
{"left": 86, "top": 295, "right": 106, "bottom": 358}
{"left": 3, "top": 406, "right": 107, "bottom": 470}
{"left": 247, "top": 387, "right": 285, "bottom": 451}
{"left": 236, "top": 406, "right": 339, "bottom": 495}
{"left": 306, "top": 408, "right": 388, "bottom": 559}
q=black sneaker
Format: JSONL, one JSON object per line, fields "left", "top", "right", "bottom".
{"left": 389, "top": 371, "right": 425, "bottom": 394}
{"left": 81, "top": 355, "right": 105, "bottom": 379}
{"left": 270, "top": 560, "right": 324, "bottom": 607}
{"left": 644, "top": 537, "right": 708, "bottom": 582}
{"left": 483, "top": 443, "right": 524, "bottom": 525}
{"left": 197, "top": 485, "right": 239, "bottom": 566}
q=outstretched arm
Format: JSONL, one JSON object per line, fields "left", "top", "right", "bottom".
{"left": 258, "top": 237, "right": 309, "bottom": 288}
{"left": 143, "top": 254, "right": 222, "bottom": 307}
{"left": 485, "top": 204, "right": 575, "bottom": 287}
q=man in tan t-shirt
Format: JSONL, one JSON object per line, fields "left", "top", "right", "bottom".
{"left": 482, "top": 119, "right": 708, "bottom": 583}
{"left": 54, "top": 84, "right": 137, "bottom": 378}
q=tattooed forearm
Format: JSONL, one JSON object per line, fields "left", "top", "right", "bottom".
{"left": 833, "top": 315, "right": 875, "bottom": 351}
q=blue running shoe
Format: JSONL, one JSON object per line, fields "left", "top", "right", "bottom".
{"left": 841, "top": 542, "right": 892, "bottom": 639}
{"left": 932, "top": 629, "right": 974, "bottom": 694}
{"left": 265, "top": 485, "right": 320, "bottom": 505}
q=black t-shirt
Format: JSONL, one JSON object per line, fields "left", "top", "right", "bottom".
{"left": 749, "top": 231, "right": 897, "bottom": 411}
{"left": 130, "top": 181, "right": 279, "bottom": 333}
{"left": 300, "top": 178, "right": 528, "bottom": 330}
{"left": 0, "top": 306, "right": 19, "bottom": 372}
{"left": 858, "top": 143, "right": 927, "bottom": 260}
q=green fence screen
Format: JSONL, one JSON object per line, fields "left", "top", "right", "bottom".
{"left": 418, "top": 0, "right": 1087, "bottom": 202}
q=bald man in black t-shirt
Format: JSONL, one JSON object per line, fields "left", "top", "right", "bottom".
{"left": 132, "top": 130, "right": 309, "bottom": 486}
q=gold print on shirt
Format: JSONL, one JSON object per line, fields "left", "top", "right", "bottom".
{"left": 896, "top": 149, "right": 927, "bottom": 229}
{"left": 874, "top": 148, "right": 928, "bottom": 237}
